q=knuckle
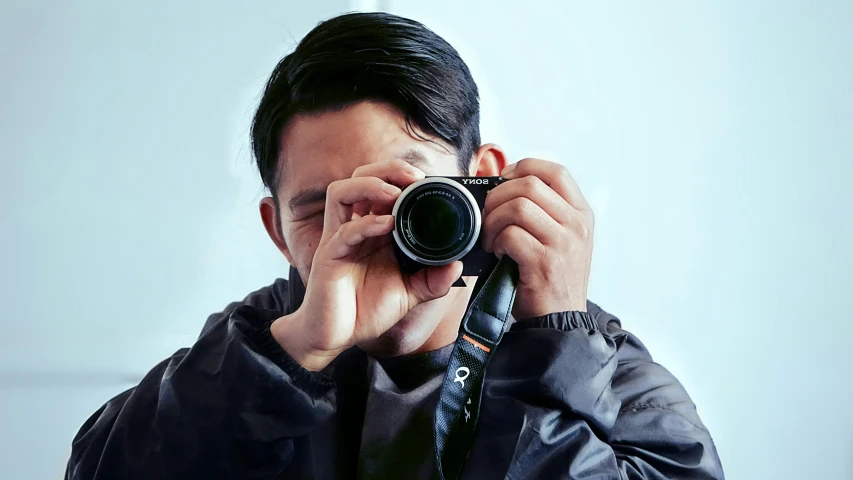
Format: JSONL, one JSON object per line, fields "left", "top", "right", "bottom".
{"left": 525, "top": 175, "right": 550, "bottom": 194}
{"left": 583, "top": 223, "right": 593, "bottom": 240}
{"left": 496, "top": 224, "right": 513, "bottom": 242}
{"left": 511, "top": 197, "right": 533, "bottom": 217}
{"left": 351, "top": 163, "right": 370, "bottom": 177}
{"left": 521, "top": 175, "right": 541, "bottom": 191}
{"left": 575, "top": 214, "right": 593, "bottom": 239}
{"left": 327, "top": 180, "right": 344, "bottom": 198}
{"left": 337, "top": 219, "right": 354, "bottom": 237}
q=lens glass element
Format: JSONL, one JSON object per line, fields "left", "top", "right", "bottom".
{"left": 408, "top": 195, "right": 463, "bottom": 249}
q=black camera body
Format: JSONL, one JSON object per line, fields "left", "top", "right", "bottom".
{"left": 391, "top": 176, "right": 506, "bottom": 284}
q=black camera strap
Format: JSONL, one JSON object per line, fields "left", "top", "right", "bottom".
{"left": 433, "top": 256, "right": 519, "bottom": 480}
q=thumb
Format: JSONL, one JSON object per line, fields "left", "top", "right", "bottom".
{"left": 405, "top": 261, "right": 463, "bottom": 308}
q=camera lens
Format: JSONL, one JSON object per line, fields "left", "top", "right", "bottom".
{"left": 407, "top": 195, "right": 463, "bottom": 249}
{"left": 392, "top": 178, "right": 481, "bottom": 266}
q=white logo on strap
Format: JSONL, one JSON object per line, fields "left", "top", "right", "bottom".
{"left": 464, "top": 398, "right": 472, "bottom": 422}
{"left": 454, "top": 367, "right": 470, "bottom": 388}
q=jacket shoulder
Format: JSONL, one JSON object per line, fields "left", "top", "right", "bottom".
{"left": 198, "top": 277, "right": 292, "bottom": 338}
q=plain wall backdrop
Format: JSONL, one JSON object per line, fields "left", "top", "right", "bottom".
{"left": 1, "top": 1, "right": 851, "bottom": 479}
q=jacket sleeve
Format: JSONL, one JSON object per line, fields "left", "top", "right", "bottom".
{"left": 65, "top": 303, "right": 336, "bottom": 480}
{"left": 472, "top": 303, "right": 724, "bottom": 480}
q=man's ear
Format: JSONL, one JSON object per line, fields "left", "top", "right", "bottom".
{"left": 260, "top": 197, "right": 294, "bottom": 265}
{"left": 468, "top": 143, "right": 508, "bottom": 177}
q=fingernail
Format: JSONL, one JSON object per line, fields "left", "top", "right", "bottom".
{"left": 501, "top": 163, "right": 517, "bottom": 177}
{"left": 382, "top": 183, "right": 402, "bottom": 195}
{"left": 376, "top": 215, "right": 392, "bottom": 224}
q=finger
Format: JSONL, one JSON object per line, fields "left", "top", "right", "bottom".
{"left": 342, "top": 159, "right": 426, "bottom": 220}
{"left": 405, "top": 261, "right": 463, "bottom": 308}
{"left": 481, "top": 197, "right": 563, "bottom": 253}
{"left": 351, "top": 159, "right": 426, "bottom": 187}
{"left": 483, "top": 175, "right": 572, "bottom": 226}
{"left": 352, "top": 199, "right": 395, "bottom": 220}
{"left": 501, "top": 158, "right": 591, "bottom": 212}
{"left": 325, "top": 177, "right": 402, "bottom": 230}
{"left": 491, "top": 224, "right": 548, "bottom": 270}
{"left": 323, "top": 214, "right": 395, "bottom": 260}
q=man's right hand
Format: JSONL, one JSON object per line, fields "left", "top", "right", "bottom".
{"left": 270, "top": 160, "right": 463, "bottom": 371}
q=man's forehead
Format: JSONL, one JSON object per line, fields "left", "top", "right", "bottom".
{"left": 281, "top": 144, "right": 434, "bottom": 184}
{"left": 279, "top": 105, "right": 444, "bottom": 175}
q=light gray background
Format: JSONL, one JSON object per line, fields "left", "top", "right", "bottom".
{"left": 1, "top": 1, "right": 850, "bottom": 478}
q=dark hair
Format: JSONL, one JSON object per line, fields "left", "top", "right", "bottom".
{"left": 251, "top": 12, "right": 481, "bottom": 199}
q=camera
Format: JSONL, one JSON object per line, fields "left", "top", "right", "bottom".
{"left": 391, "top": 176, "right": 506, "bottom": 285}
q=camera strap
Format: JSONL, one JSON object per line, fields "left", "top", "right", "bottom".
{"left": 433, "top": 256, "right": 519, "bottom": 480}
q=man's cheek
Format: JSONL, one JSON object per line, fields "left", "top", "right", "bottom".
{"left": 299, "top": 231, "right": 323, "bottom": 279}
{"left": 280, "top": 224, "right": 311, "bottom": 276}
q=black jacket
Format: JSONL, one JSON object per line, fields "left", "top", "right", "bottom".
{"left": 66, "top": 270, "right": 724, "bottom": 479}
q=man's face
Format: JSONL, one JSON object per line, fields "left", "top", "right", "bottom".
{"left": 270, "top": 101, "right": 475, "bottom": 355}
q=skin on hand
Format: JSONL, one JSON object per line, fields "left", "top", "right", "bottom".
{"left": 482, "top": 158, "right": 595, "bottom": 318}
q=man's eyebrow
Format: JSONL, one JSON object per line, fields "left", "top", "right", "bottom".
{"left": 288, "top": 187, "right": 327, "bottom": 212}
{"left": 398, "top": 149, "right": 432, "bottom": 168}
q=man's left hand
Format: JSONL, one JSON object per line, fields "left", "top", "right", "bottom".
{"left": 482, "top": 158, "right": 594, "bottom": 319}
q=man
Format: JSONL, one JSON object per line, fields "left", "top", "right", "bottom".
{"left": 66, "top": 12, "right": 724, "bottom": 480}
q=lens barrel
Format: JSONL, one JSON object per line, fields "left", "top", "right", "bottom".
{"left": 392, "top": 178, "right": 481, "bottom": 266}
